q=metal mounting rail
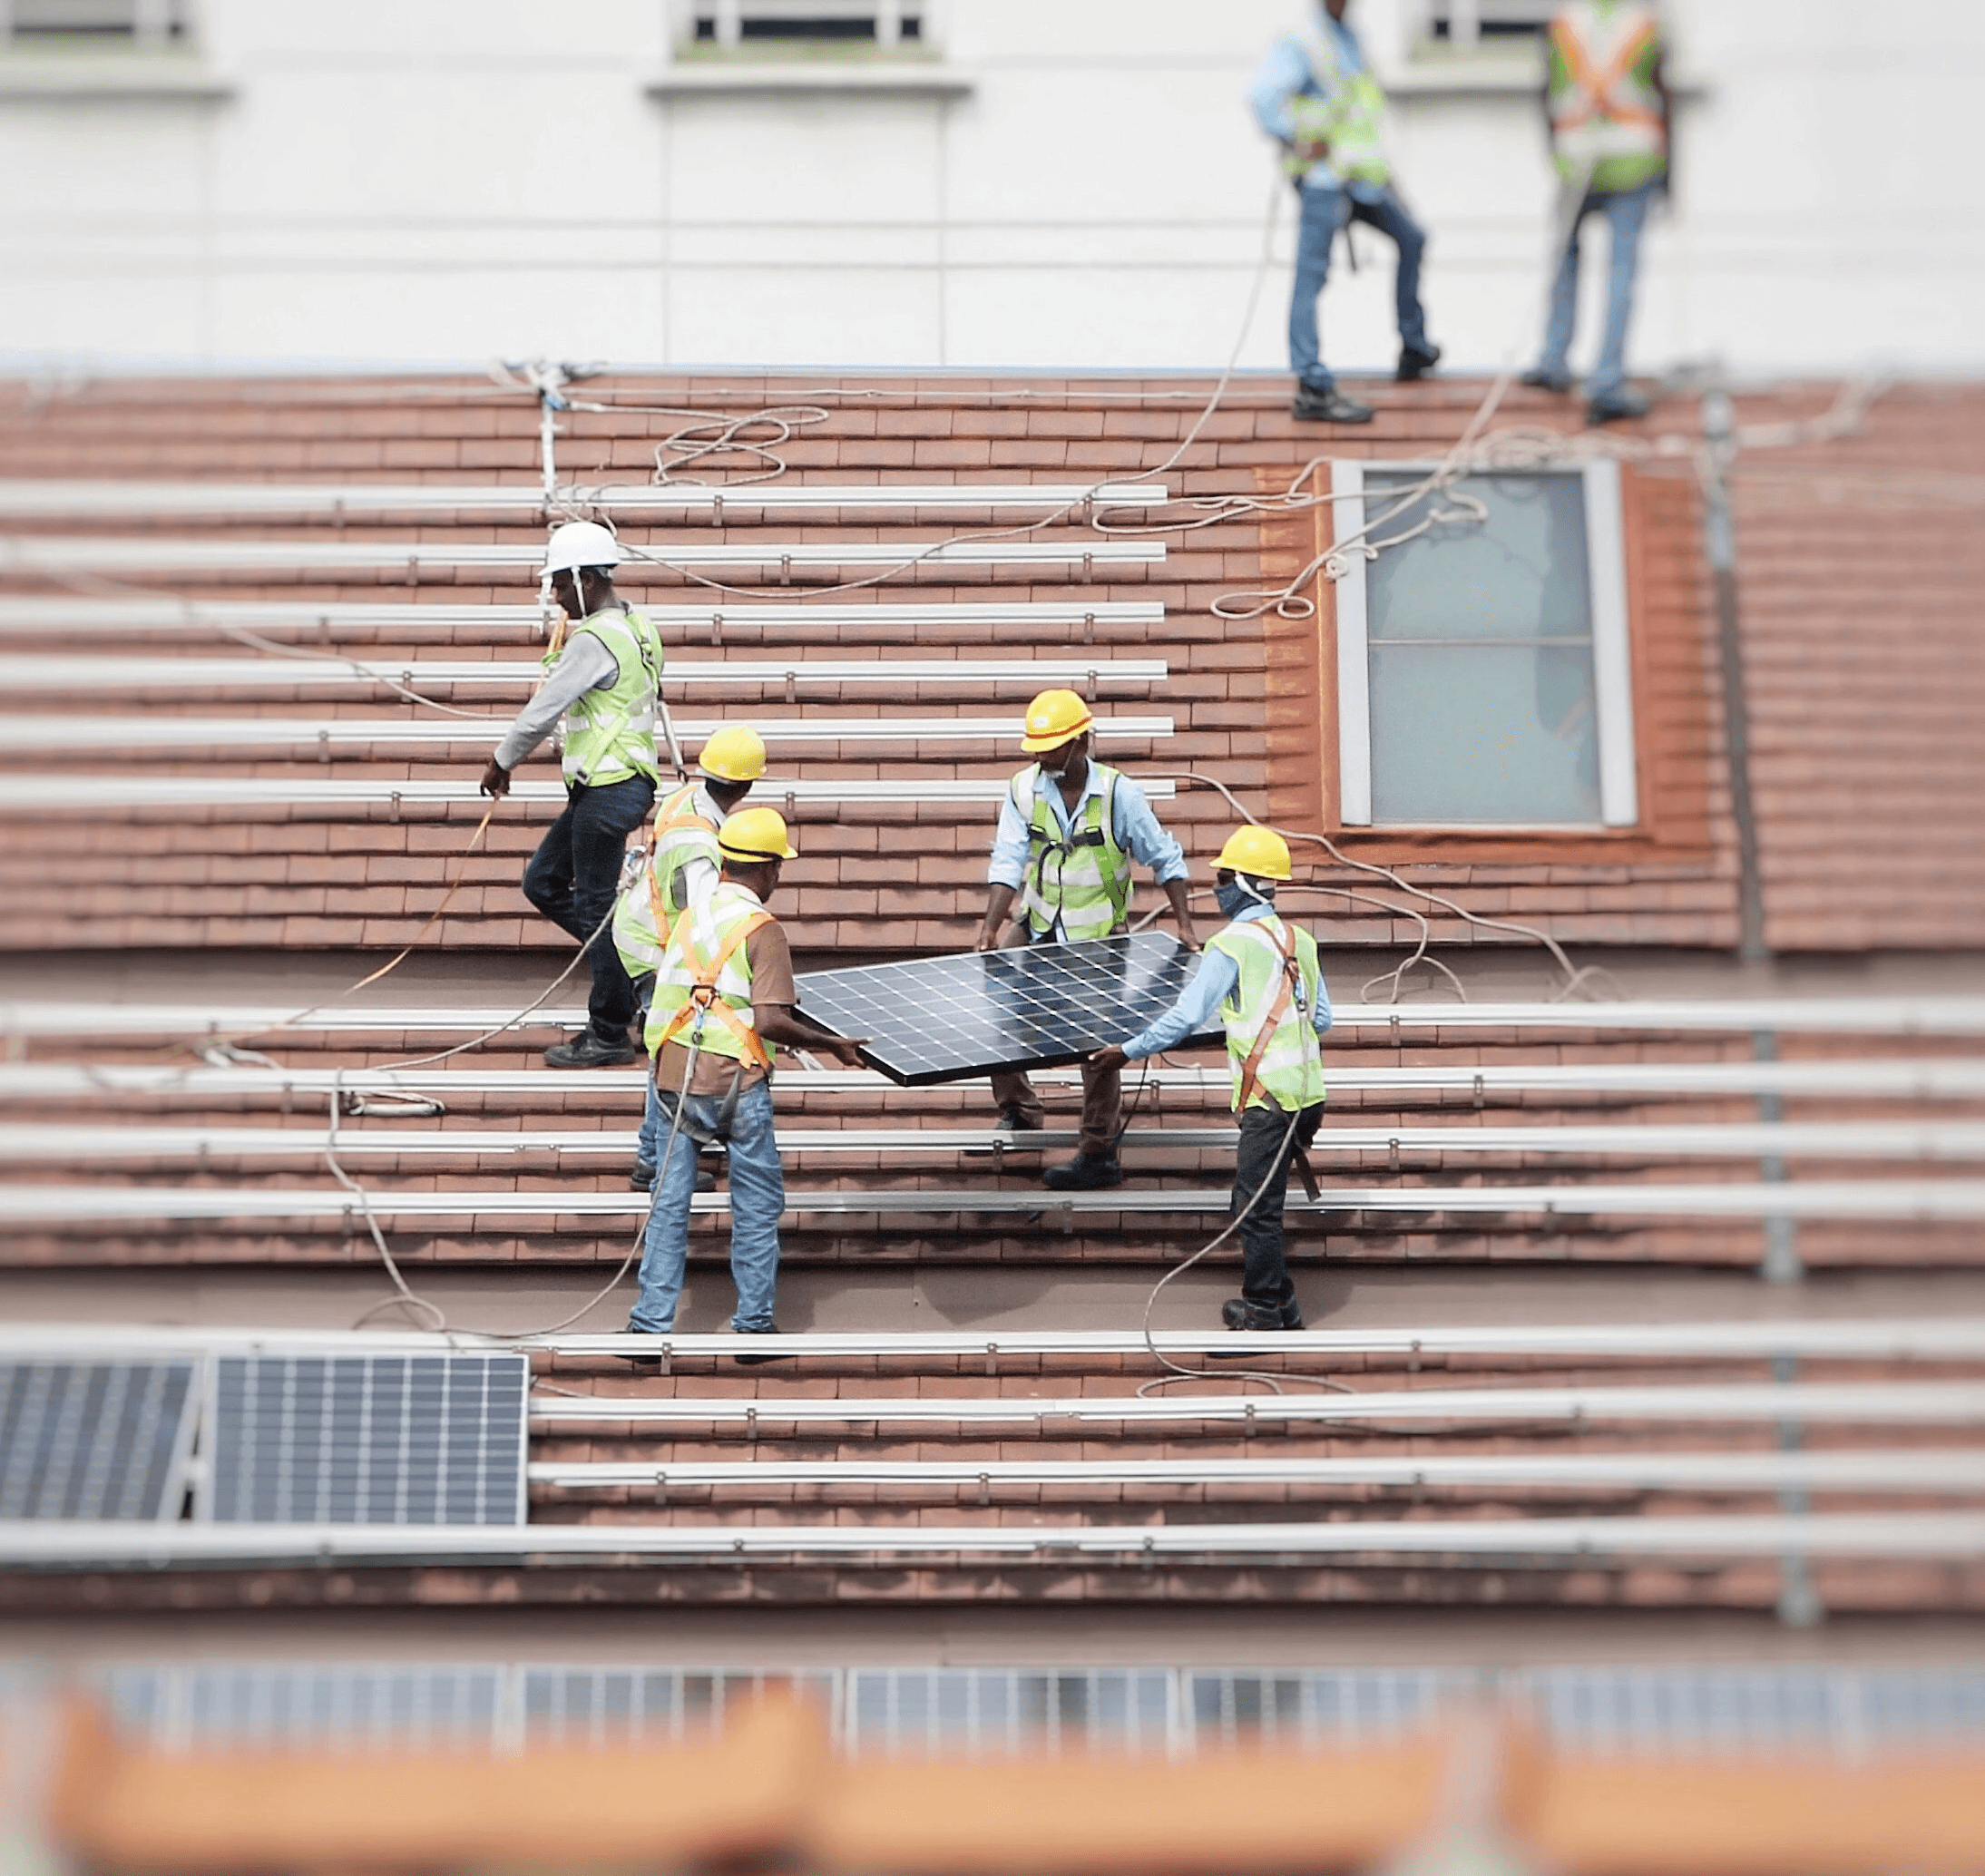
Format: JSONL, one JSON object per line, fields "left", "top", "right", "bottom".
{"left": 6, "top": 1121, "right": 1984, "bottom": 1164}
{"left": 0, "top": 599, "right": 1168, "bottom": 635}
{"left": 4, "top": 1318, "right": 1982, "bottom": 1362}
{"left": 526, "top": 1382, "right": 1985, "bottom": 1429}
{"left": 0, "top": 777, "right": 1174, "bottom": 812}
{"left": 527, "top": 1451, "right": 1985, "bottom": 1494}
{"left": 0, "top": 713, "right": 1173, "bottom": 751}
{"left": 8, "top": 999, "right": 1985, "bottom": 1039}
{"left": 0, "top": 536, "right": 1166, "bottom": 573}
{"left": 5, "top": 1512, "right": 1981, "bottom": 1568}
{"left": 0, "top": 656, "right": 1169, "bottom": 691}
{"left": 0, "top": 480, "right": 1170, "bottom": 519}
{"left": 5, "top": 1180, "right": 1985, "bottom": 1221}
{"left": 5, "top": 1059, "right": 1980, "bottom": 1100}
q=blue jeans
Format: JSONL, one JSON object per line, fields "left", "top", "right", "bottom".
{"left": 1537, "top": 181, "right": 1656, "bottom": 398}
{"left": 1288, "top": 182, "right": 1430, "bottom": 393}
{"left": 521, "top": 773, "right": 655, "bottom": 1044}
{"left": 630, "top": 1076, "right": 784, "bottom": 1333}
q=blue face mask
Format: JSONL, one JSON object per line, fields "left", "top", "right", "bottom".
{"left": 1215, "top": 879, "right": 1259, "bottom": 920}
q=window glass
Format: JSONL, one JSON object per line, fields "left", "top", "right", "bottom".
{"left": 1364, "top": 472, "right": 1602, "bottom": 825}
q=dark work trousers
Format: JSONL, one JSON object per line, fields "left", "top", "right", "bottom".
{"left": 1233, "top": 1099, "right": 1325, "bottom": 1314}
{"left": 521, "top": 773, "right": 655, "bottom": 1044}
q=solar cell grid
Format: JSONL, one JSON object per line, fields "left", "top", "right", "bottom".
{"left": 794, "top": 933, "right": 1219, "bottom": 1086}
{"left": 0, "top": 1361, "right": 195, "bottom": 1520}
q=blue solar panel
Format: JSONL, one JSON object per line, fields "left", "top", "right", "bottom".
{"left": 208, "top": 1353, "right": 528, "bottom": 1526}
{"left": 794, "top": 933, "right": 1219, "bottom": 1086}
{"left": 0, "top": 1360, "right": 196, "bottom": 1520}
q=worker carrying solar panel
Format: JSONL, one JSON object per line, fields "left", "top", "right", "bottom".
{"left": 612, "top": 724, "right": 769, "bottom": 1196}
{"left": 623, "top": 807, "right": 868, "bottom": 1363}
{"left": 1092, "top": 827, "right": 1334, "bottom": 1333}
{"left": 479, "top": 520, "right": 666, "bottom": 1071}
{"left": 974, "top": 689, "right": 1198, "bottom": 1192}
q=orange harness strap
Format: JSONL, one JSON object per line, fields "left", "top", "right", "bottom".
{"left": 656, "top": 912, "right": 774, "bottom": 1072}
{"left": 1234, "top": 923, "right": 1303, "bottom": 1117}
{"left": 644, "top": 788, "right": 715, "bottom": 949}
{"left": 1550, "top": 15, "right": 1662, "bottom": 132}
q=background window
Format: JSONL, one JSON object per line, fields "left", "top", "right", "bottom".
{"left": 688, "top": 1, "right": 924, "bottom": 47}
{"left": 2, "top": 0, "right": 187, "bottom": 44}
{"left": 1420, "top": 1, "right": 1553, "bottom": 51}
{"left": 1331, "top": 460, "right": 1638, "bottom": 829}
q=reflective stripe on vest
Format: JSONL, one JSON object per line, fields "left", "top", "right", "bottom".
{"left": 611, "top": 783, "right": 720, "bottom": 979}
{"left": 1549, "top": 1, "right": 1667, "bottom": 191}
{"left": 645, "top": 880, "right": 772, "bottom": 1072}
{"left": 1207, "top": 914, "right": 1326, "bottom": 1114}
{"left": 1287, "top": 30, "right": 1391, "bottom": 187}
{"left": 544, "top": 607, "right": 664, "bottom": 787}
{"left": 1013, "top": 763, "right": 1131, "bottom": 944}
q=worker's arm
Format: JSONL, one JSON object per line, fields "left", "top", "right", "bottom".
{"left": 1247, "top": 35, "right": 1314, "bottom": 148}
{"left": 480, "top": 631, "right": 619, "bottom": 796}
{"left": 675, "top": 851, "right": 720, "bottom": 914}
{"left": 754, "top": 1003, "right": 868, "bottom": 1069}
{"left": 1311, "top": 964, "right": 1334, "bottom": 1037}
{"left": 1092, "top": 946, "right": 1238, "bottom": 1074}
{"left": 1111, "top": 776, "right": 1199, "bottom": 947}
{"left": 1652, "top": 43, "right": 1675, "bottom": 200}
{"left": 977, "top": 783, "right": 1032, "bottom": 951}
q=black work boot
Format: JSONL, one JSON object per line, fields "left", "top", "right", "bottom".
{"left": 545, "top": 1029, "right": 637, "bottom": 1070}
{"left": 1220, "top": 1298, "right": 1288, "bottom": 1332}
{"left": 1396, "top": 342, "right": 1442, "bottom": 382}
{"left": 1041, "top": 1151, "right": 1122, "bottom": 1191}
{"left": 1521, "top": 366, "right": 1573, "bottom": 394}
{"left": 1587, "top": 385, "right": 1650, "bottom": 425}
{"left": 1291, "top": 384, "right": 1374, "bottom": 425}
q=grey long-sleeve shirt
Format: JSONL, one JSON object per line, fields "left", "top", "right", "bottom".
{"left": 493, "top": 632, "right": 619, "bottom": 772}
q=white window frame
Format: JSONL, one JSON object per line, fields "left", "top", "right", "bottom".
{"left": 0, "top": 0, "right": 185, "bottom": 44}
{"left": 684, "top": 0, "right": 921, "bottom": 48}
{"left": 1330, "top": 456, "right": 1639, "bottom": 830}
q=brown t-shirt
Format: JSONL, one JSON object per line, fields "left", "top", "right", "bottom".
{"left": 651, "top": 912, "right": 797, "bottom": 1098}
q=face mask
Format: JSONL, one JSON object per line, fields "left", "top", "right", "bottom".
{"left": 1216, "top": 879, "right": 1264, "bottom": 919}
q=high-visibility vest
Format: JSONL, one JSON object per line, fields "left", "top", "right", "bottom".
{"left": 644, "top": 880, "right": 774, "bottom": 1073}
{"left": 612, "top": 783, "right": 721, "bottom": 980}
{"left": 1548, "top": 1, "right": 1667, "bottom": 193}
{"left": 1286, "top": 27, "right": 1391, "bottom": 188}
{"left": 542, "top": 606, "right": 665, "bottom": 787}
{"left": 1011, "top": 763, "right": 1132, "bottom": 944}
{"left": 1206, "top": 914, "right": 1327, "bottom": 1114}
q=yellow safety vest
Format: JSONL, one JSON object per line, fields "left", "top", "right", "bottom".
{"left": 1286, "top": 28, "right": 1391, "bottom": 188}
{"left": 1548, "top": 1, "right": 1667, "bottom": 192}
{"left": 1012, "top": 763, "right": 1132, "bottom": 944}
{"left": 612, "top": 783, "right": 720, "bottom": 980}
{"left": 645, "top": 880, "right": 774, "bottom": 1073}
{"left": 1206, "top": 914, "right": 1327, "bottom": 1114}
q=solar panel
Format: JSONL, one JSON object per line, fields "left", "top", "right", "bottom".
{"left": 207, "top": 1353, "right": 528, "bottom": 1527}
{"left": 0, "top": 1360, "right": 197, "bottom": 1519}
{"left": 794, "top": 933, "right": 1220, "bottom": 1087}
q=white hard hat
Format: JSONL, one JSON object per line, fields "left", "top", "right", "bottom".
{"left": 539, "top": 519, "right": 622, "bottom": 579}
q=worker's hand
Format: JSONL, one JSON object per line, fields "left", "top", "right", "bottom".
{"left": 478, "top": 758, "right": 512, "bottom": 800}
{"left": 824, "top": 1035, "right": 870, "bottom": 1069}
{"left": 1174, "top": 911, "right": 1200, "bottom": 949}
{"left": 973, "top": 919, "right": 1006, "bottom": 954}
{"left": 1296, "top": 136, "right": 1331, "bottom": 163}
{"left": 1090, "top": 1044, "right": 1129, "bottom": 1074}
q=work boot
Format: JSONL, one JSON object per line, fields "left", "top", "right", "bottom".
{"left": 1041, "top": 1151, "right": 1122, "bottom": 1191}
{"left": 1586, "top": 386, "right": 1650, "bottom": 425}
{"left": 1220, "top": 1297, "right": 1302, "bottom": 1332}
{"left": 732, "top": 1325, "right": 793, "bottom": 1366}
{"left": 618, "top": 1328, "right": 664, "bottom": 1373}
{"left": 545, "top": 1029, "right": 637, "bottom": 1070}
{"left": 995, "top": 1105, "right": 1042, "bottom": 1133}
{"left": 1396, "top": 341, "right": 1442, "bottom": 382}
{"left": 1521, "top": 366, "right": 1573, "bottom": 394}
{"left": 1291, "top": 384, "right": 1374, "bottom": 425}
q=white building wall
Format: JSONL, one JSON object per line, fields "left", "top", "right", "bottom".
{"left": 0, "top": 0, "right": 1978, "bottom": 376}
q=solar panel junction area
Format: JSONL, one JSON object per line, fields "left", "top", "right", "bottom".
{"left": 794, "top": 933, "right": 1220, "bottom": 1087}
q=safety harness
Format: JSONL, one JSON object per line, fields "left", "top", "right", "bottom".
{"left": 652, "top": 909, "right": 774, "bottom": 1074}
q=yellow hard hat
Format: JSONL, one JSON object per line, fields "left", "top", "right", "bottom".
{"left": 1020, "top": 688, "right": 1095, "bottom": 755}
{"left": 1215, "top": 826, "right": 1293, "bottom": 883}
{"left": 698, "top": 725, "right": 767, "bottom": 784}
{"left": 718, "top": 806, "right": 797, "bottom": 865}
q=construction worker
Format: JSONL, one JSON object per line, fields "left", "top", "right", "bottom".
{"left": 612, "top": 724, "right": 768, "bottom": 1192}
{"left": 1523, "top": 0, "right": 1672, "bottom": 425}
{"left": 975, "top": 689, "right": 1197, "bottom": 1192}
{"left": 627, "top": 807, "right": 867, "bottom": 1359}
{"left": 1250, "top": 0, "right": 1441, "bottom": 425}
{"left": 480, "top": 519, "right": 665, "bottom": 1069}
{"left": 1091, "top": 827, "right": 1332, "bottom": 1332}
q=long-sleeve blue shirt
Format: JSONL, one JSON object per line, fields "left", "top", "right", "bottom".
{"left": 1121, "top": 902, "right": 1335, "bottom": 1060}
{"left": 1247, "top": 14, "right": 1389, "bottom": 204}
{"left": 987, "top": 762, "right": 1188, "bottom": 942}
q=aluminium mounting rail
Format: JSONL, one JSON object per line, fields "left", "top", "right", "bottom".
{"left": 5, "top": 1181, "right": 1985, "bottom": 1222}
{"left": 5, "top": 1121, "right": 1984, "bottom": 1164}
{"left": 5, "top": 1513, "right": 1983, "bottom": 1568}
{"left": 0, "top": 656, "right": 1169, "bottom": 691}
{"left": 0, "top": 537, "right": 1165, "bottom": 573}
{"left": 5, "top": 1060, "right": 1982, "bottom": 1101}
{"left": 527, "top": 1451, "right": 1985, "bottom": 1495}
{"left": 526, "top": 1382, "right": 1985, "bottom": 1430}
{"left": 0, "top": 713, "right": 1173, "bottom": 751}
{"left": 0, "top": 481, "right": 1170, "bottom": 519}
{"left": 5, "top": 1319, "right": 1985, "bottom": 1363}
{"left": 9, "top": 997, "right": 1985, "bottom": 1038}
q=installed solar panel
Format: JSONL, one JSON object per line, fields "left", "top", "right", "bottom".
{"left": 0, "top": 1360, "right": 196, "bottom": 1519}
{"left": 208, "top": 1353, "right": 528, "bottom": 1527}
{"left": 794, "top": 933, "right": 1219, "bottom": 1086}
